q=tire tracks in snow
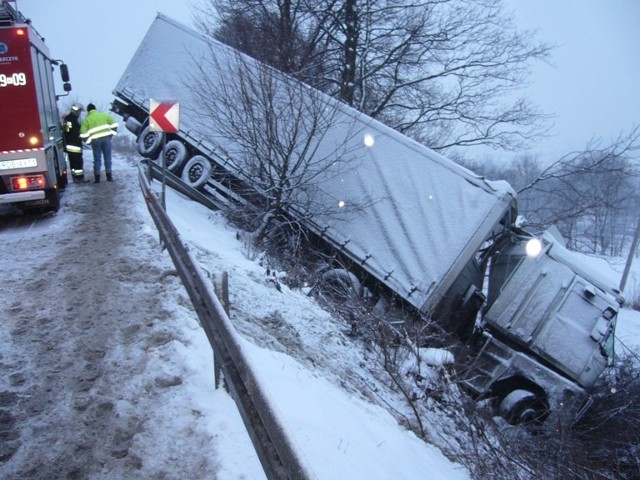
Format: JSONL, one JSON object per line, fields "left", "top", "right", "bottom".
{"left": 0, "top": 163, "right": 220, "bottom": 479}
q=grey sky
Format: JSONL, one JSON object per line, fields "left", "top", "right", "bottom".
{"left": 504, "top": 0, "right": 640, "bottom": 159}
{"left": 17, "top": 0, "right": 639, "bottom": 161}
{"left": 18, "top": 0, "right": 194, "bottom": 108}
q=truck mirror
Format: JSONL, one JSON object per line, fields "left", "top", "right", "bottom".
{"left": 63, "top": 82, "right": 72, "bottom": 92}
{"left": 59, "top": 63, "right": 70, "bottom": 82}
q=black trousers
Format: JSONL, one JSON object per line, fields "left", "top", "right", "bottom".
{"left": 68, "top": 152, "right": 84, "bottom": 179}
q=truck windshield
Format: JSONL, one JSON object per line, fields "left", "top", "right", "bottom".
{"left": 601, "top": 320, "right": 616, "bottom": 359}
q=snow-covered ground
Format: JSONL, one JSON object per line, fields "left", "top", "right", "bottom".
{"left": 1, "top": 154, "right": 638, "bottom": 479}
{"left": 0, "top": 156, "right": 467, "bottom": 479}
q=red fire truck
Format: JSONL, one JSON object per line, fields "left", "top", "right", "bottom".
{"left": 0, "top": 0, "right": 71, "bottom": 213}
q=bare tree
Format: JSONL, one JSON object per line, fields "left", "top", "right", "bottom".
{"left": 456, "top": 126, "right": 640, "bottom": 255}
{"left": 186, "top": 46, "right": 362, "bottom": 241}
{"left": 194, "top": 0, "right": 327, "bottom": 78}
{"left": 579, "top": 155, "right": 637, "bottom": 255}
{"left": 515, "top": 127, "right": 640, "bottom": 252}
{"left": 197, "top": 0, "right": 552, "bottom": 152}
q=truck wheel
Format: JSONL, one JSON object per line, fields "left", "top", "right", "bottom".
{"left": 54, "top": 150, "right": 68, "bottom": 190}
{"left": 136, "top": 126, "right": 163, "bottom": 159}
{"left": 181, "top": 155, "right": 213, "bottom": 188}
{"left": 321, "top": 269, "right": 363, "bottom": 299}
{"left": 31, "top": 188, "right": 60, "bottom": 214}
{"left": 49, "top": 188, "right": 61, "bottom": 212}
{"left": 162, "top": 140, "right": 188, "bottom": 173}
{"left": 498, "top": 389, "right": 541, "bottom": 425}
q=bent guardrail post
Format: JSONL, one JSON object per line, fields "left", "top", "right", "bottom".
{"left": 138, "top": 164, "right": 314, "bottom": 480}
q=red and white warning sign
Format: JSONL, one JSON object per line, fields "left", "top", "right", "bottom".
{"left": 149, "top": 98, "right": 180, "bottom": 133}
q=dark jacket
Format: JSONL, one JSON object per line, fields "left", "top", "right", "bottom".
{"left": 63, "top": 111, "right": 82, "bottom": 154}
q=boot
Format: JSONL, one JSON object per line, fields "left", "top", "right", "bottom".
{"left": 94, "top": 174, "right": 100, "bottom": 184}
{"left": 106, "top": 172, "right": 113, "bottom": 182}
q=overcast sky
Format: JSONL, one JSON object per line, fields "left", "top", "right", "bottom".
{"left": 504, "top": 0, "right": 640, "bottom": 159}
{"left": 16, "top": 0, "right": 640, "bottom": 162}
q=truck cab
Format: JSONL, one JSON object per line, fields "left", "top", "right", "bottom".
{"left": 463, "top": 229, "right": 622, "bottom": 425}
{"left": 0, "top": 0, "right": 70, "bottom": 213}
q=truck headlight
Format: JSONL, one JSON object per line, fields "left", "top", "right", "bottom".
{"left": 525, "top": 238, "right": 543, "bottom": 258}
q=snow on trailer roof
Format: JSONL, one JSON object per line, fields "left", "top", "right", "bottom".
{"left": 114, "top": 14, "right": 517, "bottom": 311}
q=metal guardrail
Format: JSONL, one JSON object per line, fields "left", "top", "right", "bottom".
{"left": 138, "top": 164, "right": 314, "bottom": 480}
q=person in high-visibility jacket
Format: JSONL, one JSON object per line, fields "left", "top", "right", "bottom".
{"left": 80, "top": 103, "right": 118, "bottom": 183}
{"left": 63, "top": 103, "right": 85, "bottom": 182}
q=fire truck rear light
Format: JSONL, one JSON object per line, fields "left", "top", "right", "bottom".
{"left": 12, "top": 175, "right": 45, "bottom": 191}
{"left": 16, "top": 28, "right": 26, "bottom": 36}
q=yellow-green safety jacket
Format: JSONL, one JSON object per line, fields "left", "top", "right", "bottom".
{"left": 80, "top": 110, "right": 118, "bottom": 144}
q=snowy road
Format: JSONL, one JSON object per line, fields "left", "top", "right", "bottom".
{"left": 0, "top": 158, "right": 472, "bottom": 480}
{"left": 0, "top": 162, "right": 229, "bottom": 479}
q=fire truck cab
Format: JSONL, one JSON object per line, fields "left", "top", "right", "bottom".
{"left": 0, "top": 1, "right": 71, "bottom": 213}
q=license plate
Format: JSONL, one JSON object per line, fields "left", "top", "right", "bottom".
{"left": 0, "top": 158, "right": 38, "bottom": 170}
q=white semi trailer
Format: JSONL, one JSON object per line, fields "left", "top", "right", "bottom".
{"left": 111, "top": 14, "right": 623, "bottom": 426}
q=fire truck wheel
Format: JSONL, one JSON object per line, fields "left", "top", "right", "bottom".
{"left": 498, "top": 389, "right": 540, "bottom": 425}
{"left": 321, "top": 269, "right": 363, "bottom": 299}
{"left": 136, "top": 126, "right": 163, "bottom": 159}
{"left": 50, "top": 189, "right": 61, "bottom": 212}
{"left": 181, "top": 155, "right": 213, "bottom": 188}
{"left": 163, "top": 140, "right": 188, "bottom": 173}
{"left": 32, "top": 188, "right": 60, "bottom": 214}
{"left": 56, "top": 171, "right": 68, "bottom": 191}
{"left": 55, "top": 152, "right": 68, "bottom": 190}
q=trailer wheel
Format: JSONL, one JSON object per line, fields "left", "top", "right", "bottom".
{"left": 181, "top": 155, "right": 213, "bottom": 188}
{"left": 162, "top": 140, "right": 188, "bottom": 173}
{"left": 321, "top": 269, "right": 363, "bottom": 299}
{"left": 136, "top": 126, "right": 163, "bottom": 159}
{"left": 498, "top": 389, "right": 543, "bottom": 426}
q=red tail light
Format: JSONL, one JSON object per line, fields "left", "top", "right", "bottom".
{"left": 11, "top": 174, "right": 45, "bottom": 191}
